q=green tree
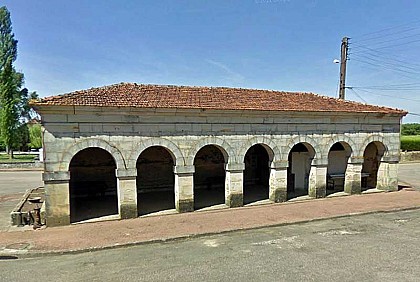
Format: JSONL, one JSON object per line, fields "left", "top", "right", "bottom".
{"left": 29, "top": 123, "right": 42, "bottom": 149}
{"left": 0, "top": 6, "right": 25, "bottom": 158}
{"left": 0, "top": 59, "right": 19, "bottom": 158}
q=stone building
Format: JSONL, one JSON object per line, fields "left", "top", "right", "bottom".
{"left": 32, "top": 83, "right": 407, "bottom": 226}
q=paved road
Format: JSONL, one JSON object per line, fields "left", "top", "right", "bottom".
{"left": 0, "top": 209, "right": 419, "bottom": 282}
{"left": 398, "top": 162, "right": 420, "bottom": 190}
{"left": 0, "top": 171, "right": 43, "bottom": 231}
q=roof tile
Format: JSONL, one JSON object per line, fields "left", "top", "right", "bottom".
{"left": 32, "top": 83, "right": 407, "bottom": 115}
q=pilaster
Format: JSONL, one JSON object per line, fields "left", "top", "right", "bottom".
{"left": 225, "top": 163, "right": 244, "bottom": 208}
{"left": 269, "top": 161, "right": 288, "bottom": 203}
{"left": 377, "top": 160, "right": 399, "bottom": 191}
{"left": 174, "top": 165, "right": 194, "bottom": 212}
{"left": 344, "top": 157, "right": 363, "bottom": 194}
{"left": 309, "top": 159, "right": 327, "bottom": 198}
{"left": 43, "top": 171, "right": 71, "bottom": 227}
{"left": 116, "top": 168, "right": 138, "bottom": 219}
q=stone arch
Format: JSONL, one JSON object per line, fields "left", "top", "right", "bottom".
{"left": 237, "top": 136, "right": 281, "bottom": 163}
{"left": 60, "top": 138, "right": 126, "bottom": 171}
{"left": 323, "top": 135, "right": 356, "bottom": 160}
{"left": 284, "top": 135, "right": 320, "bottom": 161}
{"left": 361, "top": 137, "right": 388, "bottom": 190}
{"left": 129, "top": 137, "right": 185, "bottom": 168}
{"left": 187, "top": 137, "right": 236, "bottom": 166}
{"left": 359, "top": 135, "right": 389, "bottom": 158}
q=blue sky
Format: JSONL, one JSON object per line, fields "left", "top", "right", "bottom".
{"left": 3, "top": 0, "right": 420, "bottom": 122}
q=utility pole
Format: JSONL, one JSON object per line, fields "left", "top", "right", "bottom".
{"left": 339, "top": 36, "right": 349, "bottom": 100}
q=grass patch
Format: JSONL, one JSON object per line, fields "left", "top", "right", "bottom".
{"left": 401, "top": 135, "right": 420, "bottom": 151}
{"left": 0, "top": 153, "right": 36, "bottom": 163}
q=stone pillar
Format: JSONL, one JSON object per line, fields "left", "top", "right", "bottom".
{"left": 174, "top": 165, "right": 195, "bottom": 213}
{"left": 116, "top": 168, "right": 138, "bottom": 219}
{"left": 225, "top": 163, "right": 244, "bottom": 208}
{"left": 344, "top": 157, "right": 363, "bottom": 194}
{"left": 43, "top": 171, "right": 70, "bottom": 227}
{"left": 308, "top": 159, "right": 327, "bottom": 198}
{"left": 377, "top": 156, "right": 399, "bottom": 191}
{"left": 269, "top": 161, "right": 288, "bottom": 203}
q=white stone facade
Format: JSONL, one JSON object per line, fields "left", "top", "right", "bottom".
{"left": 38, "top": 106, "right": 403, "bottom": 226}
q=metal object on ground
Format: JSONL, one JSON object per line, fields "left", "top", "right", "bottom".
{"left": 28, "top": 197, "right": 43, "bottom": 229}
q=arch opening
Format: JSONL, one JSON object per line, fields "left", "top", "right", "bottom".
{"left": 193, "top": 145, "right": 226, "bottom": 210}
{"left": 69, "top": 147, "right": 118, "bottom": 223}
{"left": 243, "top": 144, "right": 270, "bottom": 204}
{"left": 136, "top": 146, "right": 175, "bottom": 216}
{"left": 326, "top": 142, "right": 352, "bottom": 195}
{"left": 362, "top": 141, "right": 386, "bottom": 191}
{"left": 287, "top": 143, "right": 315, "bottom": 200}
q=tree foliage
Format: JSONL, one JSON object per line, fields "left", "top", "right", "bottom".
{"left": 401, "top": 123, "right": 420, "bottom": 136}
{"left": 0, "top": 58, "right": 19, "bottom": 157}
{"left": 29, "top": 123, "right": 42, "bottom": 149}
{"left": 0, "top": 6, "right": 31, "bottom": 158}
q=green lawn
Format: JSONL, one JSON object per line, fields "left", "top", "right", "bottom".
{"left": 0, "top": 153, "right": 36, "bottom": 163}
{"left": 401, "top": 135, "right": 420, "bottom": 151}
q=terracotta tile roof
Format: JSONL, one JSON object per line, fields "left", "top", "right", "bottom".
{"left": 32, "top": 83, "right": 407, "bottom": 114}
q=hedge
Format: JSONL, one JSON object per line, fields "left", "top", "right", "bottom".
{"left": 401, "top": 135, "right": 420, "bottom": 151}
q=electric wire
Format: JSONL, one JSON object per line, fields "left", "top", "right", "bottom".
{"left": 349, "top": 46, "right": 420, "bottom": 69}
{"left": 349, "top": 58, "right": 419, "bottom": 80}
{"left": 353, "top": 19, "right": 420, "bottom": 40}
{"left": 352, "top": 29, "right": 420, "bottom": 45}
{"left": 354, "top": 88, "right": 420, "bottom": 102}
{"left": 347, "top": 88, "right": 368, "bottom": 103}
{"left": 350, "top": 53, "right": 420, "bottom": 74}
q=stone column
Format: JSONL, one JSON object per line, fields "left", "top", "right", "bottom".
{"left": 174, "top": 165, "right": 195, "bottom": 213}
{"left": 377, "top": 156, "right": 399, "bottom": 192}
{"left": 269, "top": 161, "right": 288, "bottom": 203}
{"left": 225, "top": 163, "right": 244, "bottom": 208}
{"left": 308, "top": 159, "right": 327, "bottom": 198}
{"left": 344, "top": 157, "right": 363, "bottom": 194}
{"left": 116, "top": 168, "right": 138, "bottom": 219}
{"left": 43, "top": 171, "right": 70, "bottom": 227}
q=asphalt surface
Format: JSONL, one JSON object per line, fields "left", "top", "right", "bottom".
{"left": 0, "top": 209, "right": 419, "bottom": 282}
{"left": 398, "top": 162, "right": 420, "bottom": 190}
{"left": 0, "top": 171, "right": 43, "bottom": 231}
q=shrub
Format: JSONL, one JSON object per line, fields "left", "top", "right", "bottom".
{"left": 401, "top": 135, "right": 420, "bottom": 151}
{"left": 401, "top": 123, "right": 420, "bottom": 136}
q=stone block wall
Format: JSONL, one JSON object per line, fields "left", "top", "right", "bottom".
{"left": 38, "top": 106, "right": 403, "bottom": 226}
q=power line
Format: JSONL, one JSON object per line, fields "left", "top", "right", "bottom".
{"left": 351, "top": 53, "right": 420, "bottom": 74}
{"left": 352, "top": 28, "right": 420, "bottom": 44}
{"left": 347, "top": 88, "right": 368, "bottom": 103}
{"left": 349, "top": 46, "right": 420, "bottom": 69}
{"left": 351, "top": 83, "right": 420, "bottom": 87}
{"left": 353, "top": 19, "right": 420, "bottom": 40}
{"left": 350, "top": 58, "right": 419, "bottom": 80}
{"left": 352, "top": 87, "right": 420, "bottom": 91}
{"left": 369, "top": 38, "right": 420, "bottom": 50}
{"left": 354, "top": 88, "right": 420, "bottom": 102}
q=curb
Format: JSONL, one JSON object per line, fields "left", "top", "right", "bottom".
{"left": 4, "top": 205, "right": 420, "bottom": 259}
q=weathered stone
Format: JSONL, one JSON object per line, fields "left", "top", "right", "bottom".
{"left": 176, "top": 199, "right": 194, "bottom": 213}
{"left": 119, "top": 204, "right": 137, "bottom": 219}
{"left": 36, "top": 104, "right": 404, "bottom": 226}
{"left": 226, "top": 193, "right": 243, "bottom": 208}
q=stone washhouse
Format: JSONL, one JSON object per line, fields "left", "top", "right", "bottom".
{"left": 31, "top": 83, "right": 407, "bottom": 226}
